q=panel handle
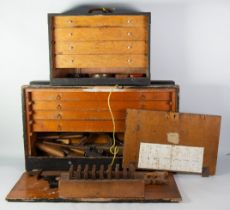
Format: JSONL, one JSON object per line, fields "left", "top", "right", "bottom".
{"left": 88, "top": 8, "right": 113, "bottom": 14}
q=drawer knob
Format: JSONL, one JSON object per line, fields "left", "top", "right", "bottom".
{"left": 69, "top": 45, "right": 74, "bottom": 50}
{"left": 57, "top": 104, "right": 62, "bottom": 110}
{"left": 127, "top": 19, "right": 133, "bottom": 24}
{"left": 69, "top": 33, "right": 73, "bottom": 36}
{"left": 57, "top": 124, "right": 62, "bottom": 131}
{"left": 57, "top": 114, "right": 62, "bottom": 120}
{"left": 56, "top": 94, "right": 61, "bottom": 100}
{"left": 71, "top": 59, "right": 75, "bottom": 63}
{"left": 128, "top": 58, "right": 132, "bottom": 63}
{"left": 127, "top": 45, "right": 132, "bottom": 49}
{"left": 127, "top": 32, "right": 132, "bottom": 36}
{"left": 68, "top": 20, "right": 73, "bottom": 23}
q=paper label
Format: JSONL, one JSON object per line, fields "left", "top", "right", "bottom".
{"left": 167, "top": 132, "right": 179, "bottom": 144}
{"left": 138, "top": 143, "right": 204, "bottom": 173}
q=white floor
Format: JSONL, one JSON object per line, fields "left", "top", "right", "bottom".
{"left": 0, "top": 153, "right": 230, "bottom": 210}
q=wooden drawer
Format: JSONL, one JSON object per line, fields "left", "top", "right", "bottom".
{"left": 54, "top": 41, "right": 147, "bottom": 55}
{"left": 33, "top": 110, "right": 126, "bottom": 120}
{"left": 31, "top": 90, "right": 172, "bottom": 101}
{"left": 32, "top": 120, "right": 125, "bottom": 132}
{"left": 54, "top": 28, "right": 147, "bottom": 42}
{"left": 53, "top": 15, "right": 147, "bottom": 27}
{"left": 54, "top": 55, "right": 147, "bottom": 68}
{"left": 32, "top": 101, "right": 171, "bottom": 111}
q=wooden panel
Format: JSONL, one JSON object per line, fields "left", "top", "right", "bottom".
{"left": 33, "top": 110, "right": 125, "bottom": 120}
{"left": 53, "top": 15, "right": 148, "bottom": 27}
{"left": 54, "top": 41, "right": 147, "bottom": 55}
{"left": 6, "top": 172, "right": 181, "bottom": 202}
{"left": 54, "top": 28, "right": 147, "bottom": 41}
{"left": 32, "top": 101, "right": 171, "bottom": 111}
{"left": 123, "top": 109, "right": 221, "bottom": 176}
{"left": 55, "top": 54, "right": 147, "bottom": 68}
{"left": 31, "top": 90, "right": 172, "bottom": 101}
{"left": 32, "top": 120, "right": 125, "bottom": 132}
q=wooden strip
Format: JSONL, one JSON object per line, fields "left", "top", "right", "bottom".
{"left": 32, "top": 101, "right": 171, "bottom": 111}
{"left": 54, "top": 41, "right": 147, "bottom": 55}
{"left": 53, "top": 28, "right": 147, "bottom": 41}
{"left": 54, "top": 54, "right": 147, "bottom": 68}
{"left": 59, "top": 178, "right": 144, "bottom": 199}
{"left": 53, "top": 15, "right": 148, "bottom": 27}
{"left": 32, "top": 120, "right": 125, "bottom": 132}
{"left": 31, "top": 91, "right": 172, "bottom": 101}
{"left": 33, "top": 110, "right": 125, "bottom": 120}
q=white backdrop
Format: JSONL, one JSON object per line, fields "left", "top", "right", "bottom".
{"left": 0, "top": 0, "right": 229, "bottom": 157}
{"left": 0, "top": 0, "right": 230, "bottom": 209}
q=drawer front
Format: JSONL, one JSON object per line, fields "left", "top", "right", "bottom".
{"left": 32, "top": 101, "right": 171, "bottom": 111}
{"left": 26, "top": 88, "right": 177, "bottom": 132}
{"left": 54, "top": 41, "right": 147, "bottom": 55}
{"left": 31, "top": 91, "right": 172, "bottom": 101}
{"left": 53, "top": 15, "right": 148, "bottom": 28}
{"left": 32, "top": 120, "right": 125, "bottom": 132}
{"left": 33, "top": 110, "right": 125, "bottom": 120}
{"left": 54, "top": 55, "right": 147, "bottom": 68}
{"left": 54, "top": 28, "right": 147, "bottom": 42}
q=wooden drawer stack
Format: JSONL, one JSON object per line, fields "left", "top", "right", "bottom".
{"left": 49, "top": 13, "right": 151, "bottom": 85}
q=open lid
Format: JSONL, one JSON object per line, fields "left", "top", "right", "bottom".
{"left": 123, "top": 109, "right": 221, "bottom": 176}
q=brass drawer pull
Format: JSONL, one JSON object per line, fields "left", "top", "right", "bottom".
{"left": 57, "top": 104, "right": 62, "bottom": 110}
{"left": 127, "top": 45, "right": 132, "bottom": 49}
{"left": 127, "top": 19, "right": 133, "bottom": 24}
{"left": 57, "top": 124, "right": 62, "bottom": 131}
{"left": 57, "top": 113, "right": 62, "bottom": 119}
{"left": 56, "top": 94, "right": 61, "bottom": 100}
{"left": 128, "top": 58, "right": 132, "bottom": 63}
{"left": 127, "top": 32, "right": 132, "bottom": 36}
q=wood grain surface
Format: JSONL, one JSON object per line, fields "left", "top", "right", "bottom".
{"left": 123, "top": 109, "right": 221, "bottom": 176}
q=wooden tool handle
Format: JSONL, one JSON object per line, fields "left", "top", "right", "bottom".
{"left": 36, "top": 143, "right": 65, "bottom": 157}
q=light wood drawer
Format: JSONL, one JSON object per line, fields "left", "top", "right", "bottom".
{"left": 31, "top": 91, "right": 172, "bottom": 101}
{"left": 53, "top": 28, "right": 147, "bottom": 41}
{"left": 54, "top": 41, "right": 147, "bottom": 55}
{"left": 53, "top": 15, "right": 148, "bottom": 28}
{"left": 33, "top": 110, "right": 125, "bottom": 120}
{"left": 32, "top": 101, "right": 171, "bottom": 111}
{"left": 32, "top": 120, "right": 125, "bottom": 132}
{"left": 54, "top": 55, "right": 147, "bottom": 68}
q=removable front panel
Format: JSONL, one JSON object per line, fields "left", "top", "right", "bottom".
{"left": 123, "top": 109, "right": 221, "bottom": 176}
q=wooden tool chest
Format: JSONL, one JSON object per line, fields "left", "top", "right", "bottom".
{"left": 22, "top": 83, "right": 179, "bottom": 171}
{"left": 6, "top": 82, "right": 182, "bottom": 202}
{"left": 48, "top": 10, "right": 151, "bottom": 86}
